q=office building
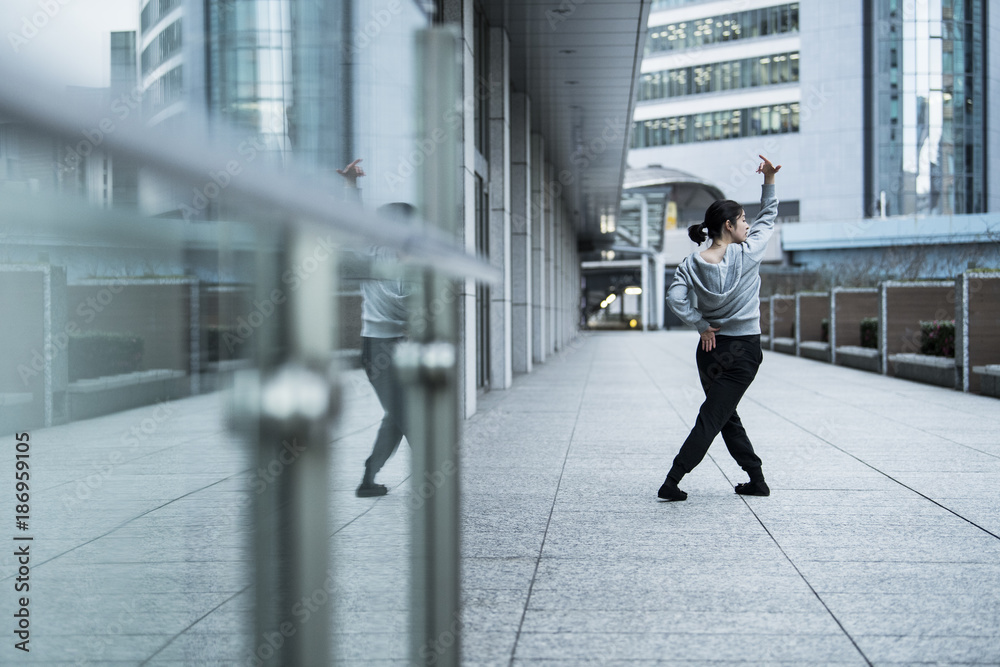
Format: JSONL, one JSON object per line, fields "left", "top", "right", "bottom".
{"left": 630, "top": 0, "right": 999, "bottom": 223}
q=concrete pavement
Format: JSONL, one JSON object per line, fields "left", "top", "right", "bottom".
{"left": 1, "top": 330, "right": 998, "bottom": 665}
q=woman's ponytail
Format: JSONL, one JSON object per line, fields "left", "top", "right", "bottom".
{"left": 687, "top": 222, "right": 708, "bottom": 244}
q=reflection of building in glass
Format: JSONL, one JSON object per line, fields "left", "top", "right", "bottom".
{"left": 0, "top": 31, "right": 140, "bottom": 207}
{"left": 140, "top": 0, "right": 184, "bottom": 124}
{"left": 207, "top": 1, "right": 293, "bottom": 160}
{"left": 137, "top": 0, "right": 305, "bottom": 216}
{"left": 867, "top": 0, "right": 986, "bottom": 216}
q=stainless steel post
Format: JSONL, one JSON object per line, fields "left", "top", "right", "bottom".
{"left": 398, "top": 26, "right": 464, "bottom": 667}
{"left": 232, "top": 228, "right": 338, "bottom": 667}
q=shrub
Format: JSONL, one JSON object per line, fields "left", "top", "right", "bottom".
{"left": 919, "top": 320, "right": 955, "bottom": 358}
{"left": 206, "top": 326, "right": 242, "bottom": 363}
{"left": 69, "top": 332, "right": 144, "bottom": 381}
{"left": 860, "top": 317, "right": 878, "bottom": 349}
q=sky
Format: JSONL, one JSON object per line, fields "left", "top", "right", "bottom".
{"left": 1, "top": 0, "right": 139, "bottom": 88}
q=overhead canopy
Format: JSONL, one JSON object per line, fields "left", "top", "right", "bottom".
{"left": 488, "top": 1, "right": 652, "bottom": 243}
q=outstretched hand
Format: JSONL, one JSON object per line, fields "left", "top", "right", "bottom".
{"left": 756, "top": 154, "right": 781, "bottom": 184}
{"left": 700, "top": 326, "right": 720, "bottom": 352}
{"left": 337, "top": 158, "right": 365, "bottom": 187}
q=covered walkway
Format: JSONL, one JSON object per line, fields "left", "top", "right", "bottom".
{"left": 2, "top": 331, "right": 999, "bottom": 665}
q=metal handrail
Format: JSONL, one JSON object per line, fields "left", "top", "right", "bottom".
{"left": 0, "top": 64, "right": 499, "bottom": 284}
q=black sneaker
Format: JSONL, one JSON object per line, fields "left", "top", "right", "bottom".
{"left": 657, "top": 478, "right": 687, "bottom": 501}
{"left": 356, "top": 481, "right": 388, "bottom": 497}
{"left": 735, "top": 480, "right": 770, "bottom": 496}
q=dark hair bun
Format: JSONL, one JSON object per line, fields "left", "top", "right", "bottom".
{"left": 688, "top": 222, "right": 708, "bottom": 244}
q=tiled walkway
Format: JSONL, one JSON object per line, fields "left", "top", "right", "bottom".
{"left": 1, "top": 330, "right": 998, "bottom": 665}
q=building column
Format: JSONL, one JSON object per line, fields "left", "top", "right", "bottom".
{"left": 443, "top": 0, "right": 478, "bottom": 418}
{"left": 545, "top": 162, "right": 556, "bottom": 357}
{"left": 510, "top": 92, "right": 532, "bottom": 374}
{"left": 530, "top": 134, "right": 547, "bottom": 365}
{"left": 487, "top": 26, "right": 512, "bottom": 390}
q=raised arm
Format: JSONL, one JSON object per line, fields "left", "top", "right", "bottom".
{"left": 743, "top": 155, "right": 781, "bottom": 262}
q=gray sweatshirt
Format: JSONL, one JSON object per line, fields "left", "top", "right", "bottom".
{"left": 667, "top": 184, "right": 778, "bottom": 336}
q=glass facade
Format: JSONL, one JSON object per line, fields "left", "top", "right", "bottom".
{"left": 870, "top": 0, "right": 986, "bottom": 215}
{"left": 650, "top": 0, "right": 710, "bottom": 11}
{"left": 645, "top": 3, "right": 798, "bottom": 55}
{"left": 631, "top": 102, "right": 800, "bottom": 149}
{"left": 140, "top": 19, "right": 183, "bottom": 77}
{"left": 1, "top": 0, "right": 472, "bottom": 664}
{"left": 142, "top": 64, "right": 184, "bottom": 117}
{"left": 639, "top": 51, "right": 798, "bottom": 101}
{"left": 141, "top": 0, "right": 181, "bottom": 32}
{"left": 208, "top": 0, "right": 293, "bottom": 157}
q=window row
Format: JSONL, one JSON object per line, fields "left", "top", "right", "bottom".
{"left": 143, "top": 65, "right": 184, "bottom": 118}
{"left": 631, "top": 103, "right": 800, "bottom": 149}
{"left": 639, "top": 52, "right": 798, "bottom": 101}
{"left": 141, "top": 0, "right": 181, "bottom": 33}
{"left": 141, "top": 20, "right": 183, "bottom": 77}
{"left": 646, "top": 3, "right": 798, "bottom": 54}
{"left": 650, "top": 0, "right": 705, "bottom": 10}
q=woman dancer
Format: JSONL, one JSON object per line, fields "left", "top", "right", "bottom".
{"left": 658, "top": 155, "right": 781, "bottom": 501}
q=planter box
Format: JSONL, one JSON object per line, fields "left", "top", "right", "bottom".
{"left": 68, "top": 370, "right": 189, "bottom": 421}
{"left": 760, "top": 334, "right": 771, "bottom": 348}
{"left": 836, "top": 346, "right": 881, "bottom": 373}
{"left": 773, "top": 337, "right": 796, "bottom": 355}
{"left": 799, "top": 341, "right": 831, "bottom": 362}
{"left": 888, "top": 353, "right": 957, "bottom": 389}
{"left": 200, "top": 359, "right": 254, "bottom": 393}
{"left": 972, "top": 365, "right": 1000, "bottom": 398}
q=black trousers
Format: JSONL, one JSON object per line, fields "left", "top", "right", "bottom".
{"left": 361, "top": 336, "right": 407, "bottom": 476}
{"left": 669, "top": 334, "right": 764, "bottom": 481}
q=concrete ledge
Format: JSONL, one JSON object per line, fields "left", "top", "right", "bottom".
{"left": 799, "top": 341, "right": 831, "bottom": 362}
{"left": 760, "top": 334, "right": 770, "bottom": 348}
{"left": 68, "top": 370, "right": 190, "bottom": 421}
{"left": 836, "top": 345, "right": 880, "bottom": 373}
{"left": 0, "top": 393, "right": 33, "bottom": 407}
{"left": 200, "top": 360, "right": 254, "bottom": 393}
{"left": 773, "top": 337, "right": 796, "bottom": 355}
{"left": 972, "top": 365, "right": 1000, "bottom": 398}
{"left": 889, "top": 353, "right": 957, "bottom": 389}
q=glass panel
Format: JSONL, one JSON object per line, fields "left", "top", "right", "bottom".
{"left": 0, "top": 1, "right": 476, "bottom": 665}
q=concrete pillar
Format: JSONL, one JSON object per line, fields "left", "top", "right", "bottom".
{"left": 443, "top": 0, "right": 477, "bottom": 418}
{"left": 545, "top": 162, "right": 556, "bottom": 357}
{"left": 487, "top": 26, "right": 512, "bottom": 390}
{"left": 653, "top": 254, "right": 665, "bottom": 330}
{"left": 530, "top": 134, "right": 547, "bottom": 365}
{"left": 510, "top": 92, "right": 532, "bottom": 374}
